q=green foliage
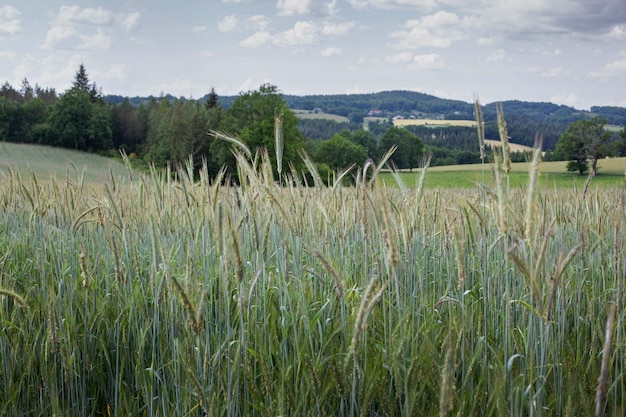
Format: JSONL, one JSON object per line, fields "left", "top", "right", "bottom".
{"left": 350, "top": 129, "right": 378, "bottom": 159}
{"left": 380, "top": 126, "right": 423, "bottom": 170}
{"left": 555, "top": 117, "right": 612, "bottom": 175}
{"left": 298, "top": 118, "right": 353, "bottom": 140}
{"left": 214, "top": 83, "right": 304, "bottom": 176}
{"left": 0, "top": 153, "right": 624, "bottom": 415}
{"left": 316, "top": 133, "right": 368, "bottom": 171}
{"left": 45, "top": 88, "right": 112, "bottom": 152}
{"left": 616, "top": 127, "right": 626, "bottom": 157}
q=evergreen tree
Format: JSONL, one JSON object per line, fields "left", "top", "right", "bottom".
{"left": 205, "top": 87, "right": 218, "bottom": 109}
{"left": 73, "top": 64, "right": 91, "bottom": 92}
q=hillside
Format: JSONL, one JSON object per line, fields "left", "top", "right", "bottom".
{"left": 0, "top": 142, "right": 134, "bottom": 184}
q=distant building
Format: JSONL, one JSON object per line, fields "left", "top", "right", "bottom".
{"left": 368, "top": 109, "right": 383, "bottom": 116}
{"left": 393, "top": 115, "right": 404, "bottom": 120}
{"left": 313, "top": 108, "right": 324, "bottom": 113}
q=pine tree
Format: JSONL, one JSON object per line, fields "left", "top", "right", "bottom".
{"left": 73, "top": 64, "right": 91, "bottom": 92}
{"left": 205, "top": 87, "right": 218, "bottom": 109}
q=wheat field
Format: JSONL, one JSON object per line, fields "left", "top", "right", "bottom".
{"left": 0, "top": 145, "right": 624, "bottom": 416}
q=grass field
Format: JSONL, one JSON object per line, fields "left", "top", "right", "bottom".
{"left": 380, "top": 157, "right": 626, "bottom": 188}
{"left": 0, "top": 142, "right": 133, "bottom": 183}
{"left": 0, "top": 144, "right": 624, "bottom": 415}
{"left": 293, "top": 109, "right": 349, "bottom": 122}
{"left": 393, "top": 119, "right": 477, "bottom": 128}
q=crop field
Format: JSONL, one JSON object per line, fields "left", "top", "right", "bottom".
{"left": 484, "top": 139, "right": 534, "bottom": 153}
{"left": 393, "top": 119, "right": 477, "bottom": 128}
{"left": 293, "top": 109, "right": 349, "bottom": 123}
{"left": 0, "top": 148, "right": 624, "bottom": 416}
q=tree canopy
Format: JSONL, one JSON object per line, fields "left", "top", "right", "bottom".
{"left": 554, "top": 117, "right": 612, "bottom": 175}
{"left": 213, "top": 83, "right": 304, "bottom": 177}
{"left": 380, "top": 127, "right": 423, "bottom": 170}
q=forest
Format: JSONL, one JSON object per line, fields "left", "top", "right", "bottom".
{"left": 1, "top": 64, "right": 625, "bottom": 177}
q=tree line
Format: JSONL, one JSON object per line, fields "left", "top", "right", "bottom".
{"left": 0, "top": 65, "right": 425, "bottom": 181}
{"left": 2, "top": 64, "right": 625, "bottom": 179}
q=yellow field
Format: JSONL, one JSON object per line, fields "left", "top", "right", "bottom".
{"left": 484, "top": 139, "right": 534, "bottom": 153}
{"left": 425, "top": 156, "right": 626, "bottom": 174}
{"left": 393, "top": 119, "right": 476, "bottom": 128}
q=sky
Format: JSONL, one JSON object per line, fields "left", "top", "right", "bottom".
{"left": 1, "top": 0, "right": 625, "bottom": 110}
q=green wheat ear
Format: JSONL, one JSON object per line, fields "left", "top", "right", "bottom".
{"left": 0, "top": 288, "right": 27, "bottom": 308}
{"left": 275, "top": 109, "right": 284, "bottom": 177}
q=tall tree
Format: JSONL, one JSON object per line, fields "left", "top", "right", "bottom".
{"left": 73, "top": 63, "right": 91, "bottom": 92}
{"left": 554, "top": 117, "right": 611, "bottom": 176}
{"left": 379, "top": 126, "right": 423, "bottom": 170}
{"left": 205, "top": 87, "right": 219, "bottom": 109}
{"left": 316, "top": 133, "right": 368, "bottom": 171}
{"left": 214, "top": 83, "right": 304, "bottom": 176}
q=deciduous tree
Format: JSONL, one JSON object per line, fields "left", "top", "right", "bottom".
{"left": 555, "top": 117, "right": 611, "bottom": 176}
{"left": 379, "top": 126, "right": 423, "bottom": 170}
{"left": 214, "top": 84, "right": 304, "bottom": 176}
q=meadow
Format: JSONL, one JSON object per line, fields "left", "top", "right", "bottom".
{"left": 380, "top": 157, "right": 626, "bottom": 189}
{"left": 393, "top": 119, "right": 477, "bottom": 128}
{"left": 0, "top": 142, "right": 624, "bottom": 416}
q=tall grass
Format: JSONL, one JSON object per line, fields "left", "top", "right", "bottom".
{"left": 0, "top": 136, "right": 624, "bottom": 416}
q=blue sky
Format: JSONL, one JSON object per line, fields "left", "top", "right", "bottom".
{"left": 1, "top": 0, "right": 625, "bottom": 110}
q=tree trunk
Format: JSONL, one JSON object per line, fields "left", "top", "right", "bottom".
{"left": 591, "top": 157, "right": 598, "bottom": 176}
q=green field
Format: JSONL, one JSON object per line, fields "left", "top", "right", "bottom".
{"left": 0, "top": 145, "right": 624, "bottom": 415}
{"left": 293, "top": 109, "right": 349, "bottom": 122}
{"left": 0, "top": 142, "right": 133, "bottom": 183}
{"left": 380, "top": 157, "right": 626, "bottom": 189}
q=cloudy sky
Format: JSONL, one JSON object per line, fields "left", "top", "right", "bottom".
{"left": 1, "top": 0, "right": 625, "bottom": 110}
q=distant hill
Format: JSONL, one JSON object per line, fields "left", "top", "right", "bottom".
{"left": 104, "top": 89, "right": 625, "bottom": 150}
{"left": 105, "top": 90, "right": 626, "bottom": 125}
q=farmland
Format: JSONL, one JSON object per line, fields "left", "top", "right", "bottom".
{"left": 0, "top": 145, "right": 624, "bottom": 416}
{"left": 393, "top": 118, "right": 477, "bottom": 128}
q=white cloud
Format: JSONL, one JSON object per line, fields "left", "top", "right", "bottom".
{"left": 193, "top": 25, "right": 208, "bottom": 33}
{"left": 42, "top": 6, "right": 137, "bottom": 50}
{"left": 321, "top": 21, "right": 355, "bottom": 36}
{"left": 77, "top": 28, "right": 111, "bottom": 50}
{"left": 100, "top": 63, "right": 128, "bottom": 81}
{"left": 541, "top": 66, "right": 569, "bottom": 77}
{"left": 277, "top": 0, "right": 339, "bottom": 16}
{"left": 277, "top": 0, "right": 312, "bottom": 16}
{"left": 42, "top": 26, "right": 80, "bottom": 49}
{"left": 238, "top": 77, "right": 254, "bottom": 92}
{"left": 386, "top": 52, "right": 413, "bottom": 63}
{"left": 273, "top": 21, "right": 318, "bottom": 46}
{"left": 486, "top": 49, "right": 506, "bottom": 62}
{"left": 604, "top": 25, "right": 625, "bottom": 41}
{"left": 346, "top": 0, "right": 436, "bottom": 10}
{"left": 550, "top": 93, "right": 578, "bottom": 106}
{"left": 390, "top": 11, "right": 465, "bottom": 49}
{"left": 218, "top": 15, "right": 238, "bottom": 32}
{"left": 240, "top": 31, "right": 272, "bottom": 47}
{"left": 117, "top": 12, "right": 140, "bottom": 32}
{"left": 55, "top": 6, "right": 113, "bottom": 25}
{"left": 219, "top": 14, "right": 270, "bottom": 32}
{"left": 0, "top": 5, "right": 22, "bottom": 35}
{"left": 588, "top": 59, "right": 626, "bottom": 78}
{"left": 408, "top": 53, "right": 446, "bottom": 70}
{"left": 477, "top": 37, "right": 497, "bottom": 46}
{"left": 43, "top": 26, "right": 111, "bottom": 50}
{"left": 321, "top": 47, "right": 341, "bottom": 56}
{"left": 248, "top": 15, "right": 270, "bottom": 31}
